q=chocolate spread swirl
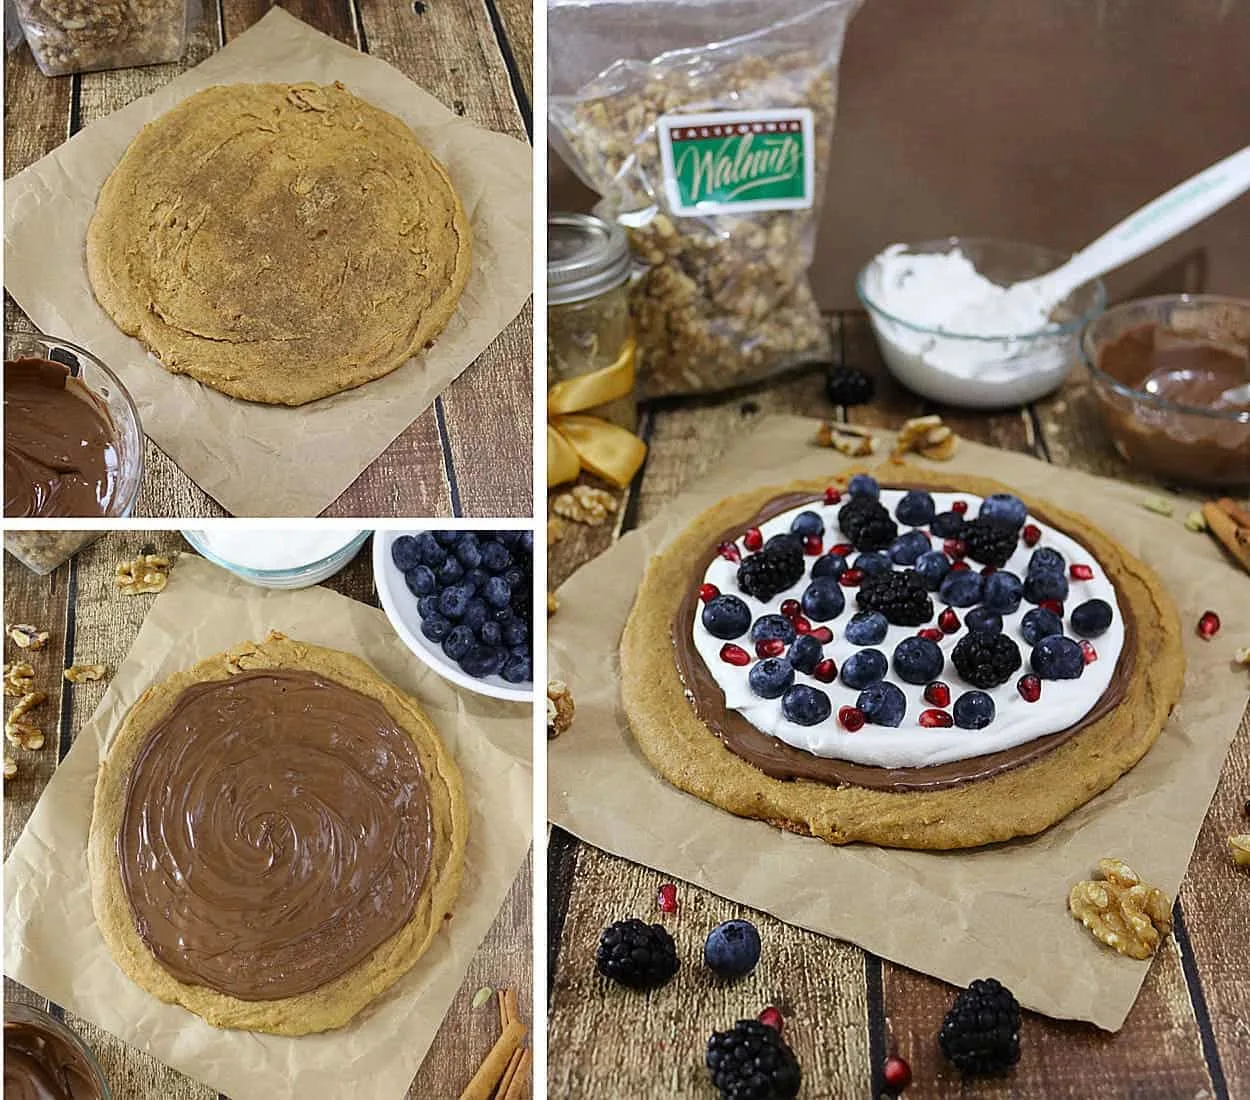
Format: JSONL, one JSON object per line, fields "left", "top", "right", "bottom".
{"left": 672, "top": 489, "right": 1136, "bottom": 792}
{"left": 4, "top": 1018, "right": 104, "bottom": 1100}
{"left": 117, "top": 669, "right": 433, "bottom": 1001}
{"left": 4, "top": 358, "right": 120, "bottom": 519}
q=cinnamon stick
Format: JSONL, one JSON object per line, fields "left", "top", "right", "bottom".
{"left": 500, "top": 1048, "right": 531, "bottom": 1100}
{"left": 498, "top": 988, "right": 510, "bottom": 1031}
{"left": 457, "top": 1020, "right": 525, "bottom": 1100}
{"left": 1216, "top": 497, "right": 1250, "bottom": 530}
{"left": 494, "top": 1047, "right": 524, "bottom": 1098}
{"left": 1203, "top": 501, "right": 1250, "bottom": 573}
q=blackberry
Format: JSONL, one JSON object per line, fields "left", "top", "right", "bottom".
{"left": 960, "top": 518, "right": 1019, "bottom": 568}
{"left": 737, "top": 539, "right": 805, "bottom": 601}
{"left": 856, "top": 570, "right": 933, "bottom": 627}
{"left": 706, "top": 1019, "right": 801, "bottom": 1099}
{"left": 952, "top": 630, "right": 1022, "bottom": 689}
{"left": 595, "top": 919, "right": 679, "bottom": 990}
{"left": 825, "top": 365, "right": 875, "bottom": 407}
{"left": 837, "top": 497, "right": 898, "bottom": 551}
{"left": 939, "top": 978, "right": 1022, "bottom": 1077}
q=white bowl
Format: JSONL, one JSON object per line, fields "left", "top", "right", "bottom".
{"left": 373, "top": 531, "right": 533, "bottom": 702}
{"left": 183, "top": 530, "right": 367, "bottom": 588}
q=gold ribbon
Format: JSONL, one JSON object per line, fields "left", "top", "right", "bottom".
{"left": 547, "top": 337, "right": 647, "bottom": 488}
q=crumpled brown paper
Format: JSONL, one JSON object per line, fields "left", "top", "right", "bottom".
{"left": 548, "top": 415, "right": 1250, "bottom": 1031}
{"left": 3, "top": 554, "right": 532, "bottom": 1098}
{"left": 3, "top": 8, "right": 532, "bottom": 517}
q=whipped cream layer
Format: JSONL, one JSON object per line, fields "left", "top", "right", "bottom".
{"left": 691, "top": 490, "right": 1124, "bottom": 769}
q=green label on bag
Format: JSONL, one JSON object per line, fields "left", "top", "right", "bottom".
{"left": 658, "top": 109, "right": 814, "bottom": 216}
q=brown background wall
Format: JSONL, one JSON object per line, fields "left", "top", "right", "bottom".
{"left": 548, "top": 0, "right": 1250, "bottom": 309}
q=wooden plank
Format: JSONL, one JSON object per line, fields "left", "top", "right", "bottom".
{"left": 2, "top": 50, "right": 72, "bottom": 174}
{"left": 489, "top": 0, "right": 534, "bottom": 111}
{"left": 221, "top": 0, "right": 357, "bottom": 44}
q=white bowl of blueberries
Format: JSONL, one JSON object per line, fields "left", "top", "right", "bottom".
{"left": 374, "top": 529, "right": 533, "bottom": 702}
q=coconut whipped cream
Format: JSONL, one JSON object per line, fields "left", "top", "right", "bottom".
{"left": 193, "top": 529, "right": 362, "bottom": 571}
{"left": 691, "top": 490, "right": 1124, "bottom": 769}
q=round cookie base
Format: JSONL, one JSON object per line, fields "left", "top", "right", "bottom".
{"left": 621, "top": 462, "right": 1185, "bottom": 850}
{"left": 88, "top": 633, "right": 468, "bottom": 1035}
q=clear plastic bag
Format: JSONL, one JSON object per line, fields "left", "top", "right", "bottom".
{"left": 549, "top": 0, "right": 862, "bottom": 398}
{"left": 10, "top": 0, "right": 197, "bottom": 77}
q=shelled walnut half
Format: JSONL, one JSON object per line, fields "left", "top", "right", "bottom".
{"left": 1069, "top": 858, "right": 1172, "bottom": 960}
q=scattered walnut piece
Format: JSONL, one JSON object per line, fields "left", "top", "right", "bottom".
{"left": 6, "top": 624, "right": 50, "bottom": 650}
{"left": 1069, "top": 858, "right": 1173, "bottom": 960}
{"left": 552, "top": 485, "right": 618, "bottom": 526}
{"left": 893, "top": 415, "right": 960, "bottom": 461}
{"left": 547, "top": 680, "right": 574, "bottom": 739}
{"left": 116, "top": 554, "right": 172, "bottom": 595}
{"left": 4, "top": 753, "right": 16, "bottom": 780}
{"left": 5, "top": 691, "right": 48, "bottom": 752}
{"left": 1141, "top": 496, "right": 1174, "bottom": 517}
{"left": 3, "top": 663, "right": 36, "bottom": 697}
{"left": 814, "top": 422, "right": 878, "bottom": 457}
{"left": 1230, "top": 835, "right": 1250, "bottom": 868}
{"left": 1235, "top": 646, "right": 1250, "bottom": 667}
{"left": 64, "top": 664, "right": 106, "bottom": 684}
{"left": 1184, "top": 510, "right": 1208, "bottom": 533}
{"left": 547, "top": 592, "right": 559, "bottom": 617}
{"left": 547, "top": 517, "right": 568, "bottom": 548}
{"left": 225, "top": 642, "right": 266, "bottom": 675}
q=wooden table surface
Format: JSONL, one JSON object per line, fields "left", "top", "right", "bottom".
{"left": 547, "top": 314, "right": 1249, "bottom": 1099}
{"left": 4, "top": 0, "right": 534, "bottom": 519}
{"left": 3, "top": 531, "right": 533, "bottom": 1098}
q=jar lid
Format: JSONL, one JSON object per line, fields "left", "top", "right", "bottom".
{"left": 548, "top": 213, "right": 631, "bottom": 305}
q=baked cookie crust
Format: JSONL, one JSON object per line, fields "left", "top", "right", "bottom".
{"left": 88, "top": 632, "right": 468, "bottom": 1035}
{"left": 621, "top": 462, "right": 1185, "bottom": 850}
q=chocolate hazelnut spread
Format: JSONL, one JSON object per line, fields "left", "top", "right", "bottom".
{"left": 672, "top": 489, "right": 1136, "bottom": 791}
{"left": 4, "top": 1017, "right": 104, "bottom": 1100}
{"left": 117, "top": 669, "right": 434, "bottom": 1001}
{"left": 4, "top": 359, "right": 121, "bottom": 518}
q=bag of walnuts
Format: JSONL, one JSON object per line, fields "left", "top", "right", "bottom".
{"left": 549, "top": 0, "right": 862, "bottom": 398}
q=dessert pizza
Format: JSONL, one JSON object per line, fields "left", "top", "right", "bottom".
{"left": 621, "top": 463, "right": 1185, "bottom": 849}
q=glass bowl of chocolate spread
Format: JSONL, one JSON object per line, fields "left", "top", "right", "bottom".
{"left": 1080, "top": 295, "right": 1250, "bottom": 487}
{"left": 4, "top": 330, "right": 144, "bottom": 519}
{"left": 4, "top": 1001, "right": 112, "bottom": 1100}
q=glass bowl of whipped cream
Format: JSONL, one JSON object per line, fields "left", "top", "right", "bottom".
{"left": 856, "top": 237, "right": 1107, "bottom": 408}
{"left": 182, "top": 529, "right": 369, "bottom": 588}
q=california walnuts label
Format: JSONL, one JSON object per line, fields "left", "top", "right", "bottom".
{"left": 657, "top": 108, "right": 815, "bottom": 216}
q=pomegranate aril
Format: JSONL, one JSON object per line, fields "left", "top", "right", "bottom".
{"left": 717, "top": 541, "right": 741, "bottom": 563}
{"left": 1039, "top": 598, "right": 1064, "bottom": 616}
{"left": 839, "top": 568, "right": 865, "bottom": 587}
{"left": 831, "top": 542, "right": 854, "bottom": 558}
{"left": 1080, "top": 639, "right": 1098, "bottom": 664}
{"left": 883, "top": 1054, "right": 912, "bottom": 1092}
{"left": 719, "top": 644, "right": 750, "bottom": 666}
{"left": 838, "top": 706, "right": 866, "bottom": 732}
{"left": 980, "top": 565, "right": 997, "bottom": 577}
{"left": 938, "top": 607, "right": 960, "bottom": 634}
{"left": 793, "top": 616, "right": 812, "bottom": 635}
{"left": 743, "top": 527, "right": 763, "bottom": 552}
{"left": 944, "top": 538, "right": 968, "bottom": 560}
{"left": 1070, "top": 563, "right": 1094, "bottom": 581}
{"left": 803, "top": 534, "right": 822, "bottom": 555}
{"left": 1197, "top": 610, "right": 1221, "bottom": 639}
{"left": 919, "top": 708, "right": 954, "bottom": 728}
{"left": 811, "top": 626, "right": 834, "bottom": 644}
{"left": 950, "top": 560, "right": 970, "bottom": 573}
{"left": 1017, "top": 674, "right": 1042, "bottom": 702}
{"left": 780, "top": 599, "right": 802, "bottom": 620}
{"left": 823, "top": 487, "right": 842, "bottom": 505}
{"left": 812, "top": 658, "right": 837, "bottom": 683}
{"left": 756, "top": 638, "right": 785, "bottom": 659}
{"left": 656, "top": 883, "right": 678, "bottom": 913}
{"left": 952, "top": 500, "right": 969, "bottom": 515}
{"left": 924, "top": 681, "right": 951, "bottom": 708}
{"left": 698, "top": 583, "right": 720, "bottom": 604}
{"left": 758, "top": 1006, "right": 784, "bottom": 1033}
{"left": 917, "top": 627, "right": 944, "bottom": 642}
{"left": 1021, "top": 523, "right": 1042, "bottom": 547}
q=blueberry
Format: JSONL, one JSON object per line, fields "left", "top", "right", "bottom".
{"left": 748, "top": 657, "right": 795, "bottom": 699}
{"left": 1031, "top": 635, "right": 1084, "bottom": 679}
{"left": 750, "top": 614, "right": 797, "bottom": 646}
{"left": 841, "top": 648, "right": 887, "bottom": 689}
{"left": 849, "top": 474, "right": 880, "bottom": 498}
{"left": 930, "top": 511, "right": 965, "bottom": 538}
{"left": 913, "top": 550, "right": 951, "bottom": 591}
{"left": 464, "top": 567, "right": 489, "bottom": 595}
{"left": 419, "top": 536, "right": 447, "bottom": 568}
{"left": 460, "top": 645, "right": 504, "bottom": 679}
{"left": 895, "top": 490, "right": 936, "bottom": 527}
{"left": 704, "top": 920, "right": 761, "bottom": 979}
{"left": 480, "top": 541, "right": 512, "bottom": 573}
{"left": 844, "top": 610, "right": 888, "bottom": 646}
{"left": 438, "top": 585, "right": 470, "bottom": 620}
{"left": 1028, "top": 547, "right": 1066, "bottom": 576}
{"left": 1071, "top": 598, "right": 1113, "bottom": 638}
{"left": 391, "top": 535, "right": 421, "bottom": 572}
{"left": 979, "top": 493, "right": 1027, "bottom": 530}
{"left": 503, "top": 567, "right": 525, "bottom": 590}
{"left": 518, "top": 531, "right": 534, "bottom": 556}
{"left": 433, "top": 531, "right": 459, "bottom": 546}
{"left": 765, "top": 532, "right": 803, "bottom": 555}
{"left": 500, "top": 652, "right": 532, "bottom": 683}
{"left": 442, "top": 625, "right": 474, "bottom": 662}
{"left": 781, "top": 684, "right": 832, "bottom": 726}
{"left": 436, "top": 555, "right": 464, "bottom": 585}
{"left": 801, "top": 578, "right": 845, "bottom": 622}
{"left": 495, "top": 605, "right": 517, "bottom": 625}
{"left": 421, "top": 614, "right": 451, "bottom": 643}
{"left": 455, "top": 540, "right": 483, "bottom": 569}
{"left": 854, "top": 551, "right": 892, "bottom": 577}
{"left": 857, "top": 681, "right": 906, "bottom": 727}
{"left": 982, "top": 570, "right": 1023, "bottom": 614}
{"left": 790, "top": 510, "right": 824, "bottom": 538}
{"left": 463, "top": 598, "right": 489, "bottom": 632}
{"left": 702, "top": 595, "right": 752, "bottom": 640}
{"left": 416, "top": 595, "right": 439, "bottom": 619}
{"left": 939, "top": 570, "right": 985, "bottom": 608}
{"left": 483, "top": 575, "right": 512, "bottom": 609}
{"left": 787, "top": 634, "right": 823, "bottom": 674}
{"left": 479, "top": 621, "right": 502, "bottom": 647}
{"left": 502, "top": 619, "right": 529, "bottom": 647}
{"left": 404, "top": 564, "right": 436, "bottom": 597}
{"left": 811, "top": 553, "right": 847, "bottom": 581}
{"left": 1020, "top": 607, "right": 1064, "bottom": 646}
{"left": 1023, "top": 570, "right": 1069, "bottom": 604}
{"left": 892, "top": 637, "right": 944, "bottom": 684}
{"left": 953, "top": 690, "right": 996, "bottom": 729}
{"left": 889, "top": 529, "right": 931, "bottom": 565}
{"left": 965, "top": 607, "right": 1004, "bottom": 634}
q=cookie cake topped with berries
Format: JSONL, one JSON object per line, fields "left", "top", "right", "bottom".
{"left": 620, "top": 462, "right": 1184, "bottom": 849}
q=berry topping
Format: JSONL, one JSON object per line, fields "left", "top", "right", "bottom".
{"left": 787, "top": 635, "right": 823, "bottom": 674}
{"left": 831, "top": 542, "right": 855, "bottom": 558}
{"left": 698, "top": 583, "right": 720, "bottom": 604}
{"left": 782, "top": 684, "right": 832, "bottom": 726}
{"left": 749, "top": 657, "right": 795, "bottom": 699}
{"left": 917, "top": 627, "right": 944, "bottom": 642}
{"left": 920, "top": 708, "right": 954, "bottom": 728}
{"left": 707, "top": 1019, "right": 801, "bottom": 1100}
{"left": 758, "top": 1006, "right": 784, "bottom": 1033}
{"left": 737, "top": 538, "right": 805, "bottom": 601}
{"left": 1023, "top": 569, "right": 1069, "bottom": 605}
{"left": 823, "top": 486, "right": 842, "bottom": 505}
{"left": 751, "top": 614, "right": 798, "bottom": 646}
{"left": 855, "top": 551, "right": 893, "bottom": 576}
{"left": 704, "top": 919, "right": 762, "bottom": 979}
{"left": 839, "top": 568, "right": 865, "bottom": 587}
{"left": 938, "top": 606, "right": 961, "bottom": 633}
{"left": 755, "top": 638, "right": 786, "bottom": 659}
{"left": 895, "top": 489, "right": 936, "bottom": 527}
{"left": 944, "top": 537, "right": 968, "bottom": 560}
{"left": 914, "top": 549, "right": 952, "bottom": 591}
{"left": 883, "top": 1054, "right": 912, "bottom": 1093}
{"left": 857, "top": 570, "right": 934, "bottom": 626}
{"left": 930, "top": 511, "right": 965, "bottom": 538}
{"left": 811, "top": 553, "right": 848, "bottom": 581}
{"left": 951, "top": 500, "right": 969, "bottom": 514}
{"left": 841, "top": 649, "right": 888, "bottom": 689}
{"left": 845, "top": 610, "right": 889, "bottom": 646}
{"left": 790, "top": 510, "right": 824, "bottom": 538}
{"left": 838, "top": 705, "right": 866, "bottom": 731}
{"left": 1079, "top": 639, "right": 1098, "bottom": 664}
{"left": 1020, "top": 607, "right": 1064, "bottom": 646}
{"left": 965, "top": 607, "right": 1004, "bottom": 634}
{"left": 1030, "top": 635, "right": 1084, "bottom": 680}
{"left": 848, "top": 473, "right": 880, "bottom": 498}
{"left": 1038, "top": 598, "right": 1065, "bottom": 616}
{"left": 719, "top": 644, "right": 750, "bottom": 666}
{"left": 812, "top": 658, "right": 838, "bottom": 683}
{"left": 803, "top": 535, "right": 823, "bottom": 556}
{"left": 982, "top": 571, "right": 1024, "bottom": 614}
{"left": 801, "top": 578, "right": 846, "bottom": 622}
{"left": 810, "top": 626, "right": 834, "bottom": 644}
{"left": 780, "top": 599, "right": 802, "bottom": 620}
{"left": 1069, "top": 563, "right": 1094, "bottom": 581}
{"left": 1017, "top": 674, "right": 1042, "bottom": 702}
{"left": 1021, "top": 523, "right": 1042, "bottom": 547}
{"left": 953, "top": 690, "right": 996, "bottom": 730}
{"left": 858, "top": 681, "right": 907, "bottom": 727}
{"left": 793, "top": 616, "right": 812, "bottom": 634}
{"left": 952, "top": 631, "right": 1023, "bottom": 689}
{"left": 960, "top": 518, "right": 1019, "bottom": 568}
{"left": 889, "top": 529, "right": 932, "bottom": 565}
{"left": 980, "top": 565, "right": 997, "bottom": 576}
{"left": 893, "top": 636, "right": 945, "bottom": 685}
{"left": 743, "top": 527, "right": 764, "bottom": 551}
{"left": 979, "top": 492, "right": 1027, "bottom": 529}
{"left": 657, "top": 883, "right": 678, "bottom": 913}
{"left": 939, "top": 978, "right": 1021, "bottom": 1077}
{"left": 826, "top": 364, "right": 876, "bottom": 407}
{"left": 837, "top": 496, "right": 899, "bottom": 551}
{"left": 702, "top": 595, "right": 752, "bottom": 639}
{"left": 1070, "top": 598, "right": 1113, "bottom": 638}
{"left": 1027, "top": 547, "right": 1065, "bottom": 576}
{"left": 596, "top": 919, "right": 679, "bottom": 990}
{"left": 938, "top": 569, "right": 984, "bottom": 608}
{"left": 924, "top": 681, "right": 952, "bottom": 707}
{"left": 718, "top": 541, "right": 742, "bottom": 563}
{"left": 949, "top": 561, "right": 971, "bottom": 573}
{"left": 1198, "top": 610, "right": 1221, "bottom": 639}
